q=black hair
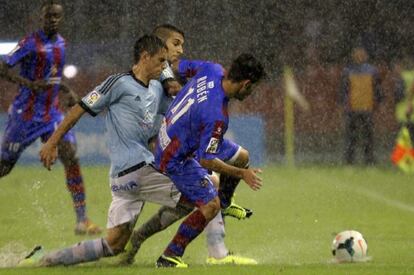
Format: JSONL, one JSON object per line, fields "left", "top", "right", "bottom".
{"left": 41, "top": 0, "right": 62, "bottom": 9}
{"left": 227, "top": 53, "right": 265, "bottom": 84}
{"left": 133, "top": 35, "right": 166, "bottom": 64}
{"left": 152, "top": 24, "right": 185, "bottom": 42}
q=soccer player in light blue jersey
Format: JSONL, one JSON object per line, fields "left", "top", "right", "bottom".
{"left": 0, "top": 0, "right": 100, "bottom": 235}
{"left": 122, "top": 24, "right": 258, "bottom": 266}
{"left": 18, "top": 35, "right": 185, "bottom": 267}
{"left": 155, "top": 54, "right": 265, "bottom": 267}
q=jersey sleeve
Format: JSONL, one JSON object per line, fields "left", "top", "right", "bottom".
{"left": 80, "top": 74, "right": 124, "bottom": 116}
{"left": 160, "top": 62, "right": 175, "bottom": 82}
{"left": 178, "top": 59, "right": 209, "bottom": 79}
{"left": 197, "top": 95, "right": 226, "bottom": 160}
{"left": 3, "top": 36, "right": 33, "bottom": 67}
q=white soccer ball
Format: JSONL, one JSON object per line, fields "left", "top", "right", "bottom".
{"left": 331, "top": 230, "right": 368, "bottom": 263}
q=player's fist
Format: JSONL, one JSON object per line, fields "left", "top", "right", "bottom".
{"left": 163, "top": 79, "right": 182, "bottom": 96}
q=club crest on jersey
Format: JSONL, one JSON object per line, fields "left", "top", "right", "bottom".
{"left": 143, "top": 110, "right": 155, "bottom": 124}
{"left": 212, "top": 121, "right": 225, "bottom": 138}
{"left": 200, "top": 178, "right": 210, "bottom": 188}
{"left": 206, "top": 137, "right": 219, "bottom": 154}
{"left": 85, "top": 91, "right": 101, "bottom": 106}
{"left": 50, "top": 64, "right": 58, "bottom": 76}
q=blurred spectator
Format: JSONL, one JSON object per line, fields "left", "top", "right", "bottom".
{"left": 339, "top": 47, "right": 383, "bottom": 165}
{"left": 394, "top": 57, "right": 414, "bottom": 143}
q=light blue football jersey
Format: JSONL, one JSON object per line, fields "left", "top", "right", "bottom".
{"left": 80, "top": 72, "right": 171, "bottom": 178}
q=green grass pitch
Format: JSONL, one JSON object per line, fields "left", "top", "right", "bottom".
{"left": 0, "top": 165, "right": 413, "bottom": 274}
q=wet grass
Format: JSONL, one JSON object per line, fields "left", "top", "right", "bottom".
{"left": 0, "top": 165, "right": 413, "bottom": 274}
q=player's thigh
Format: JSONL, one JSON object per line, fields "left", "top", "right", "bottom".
{"left": 198, "top": 195, "right": 220, "bottom": 221}
{"left": 170, "top": 159, "right": 218, "bottom": 208}
{"left": 135, "top": 165, "right": 181, "bottom": 207}
{"left": 56, "top": 137, "right": 78, "bottom": 162}
{"left": 0, "top": 117, "right": 41, "bottom": 162}
{"left": 107, "top": 184, "right": 144, "bottom": 230}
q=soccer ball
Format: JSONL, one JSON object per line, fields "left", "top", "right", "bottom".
{"left": 331, "top": 230, "right": 368, "bottom": 262}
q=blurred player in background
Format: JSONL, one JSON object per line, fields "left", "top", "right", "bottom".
{"left": 339, "top": 46, "right": 383, "bottom": 165}
{"left": 155, "top": 54, "right": 265, "bottom": 268}
{"left": 0, "top": 0, "right": 101, "bottom": 235}
{"left": 121, "top": 24, "right": 258, "bottom": 266}
{"left": 395, "top": 57, "right": 414, "bottom": 143}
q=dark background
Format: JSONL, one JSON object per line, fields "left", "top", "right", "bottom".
{"left": 1, "top": 0, "right": 413, "bottom": 164}
{"left": 1, "top": 0, "right": 414, "bottom": 70}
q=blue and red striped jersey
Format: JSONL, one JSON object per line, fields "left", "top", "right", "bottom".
{"left": 155, "top": 59, "right": 229, "bottom": 173}
{"left": 3, "top": 29, "right": 66, "bottom": 122}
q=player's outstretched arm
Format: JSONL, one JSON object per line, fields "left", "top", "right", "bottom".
{"left": 200, "top": 158, "right": 262, "bottom": 191}
{"left": 39, "top": 104, "right": 85, "bottom": 170}
{"left": 0, "top": 61, "right": 52, "bottom": 92}
{"left": 59, "top": 83, "right": 80, "bottom": 107}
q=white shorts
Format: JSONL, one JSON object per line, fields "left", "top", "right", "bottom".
{"left": 107, "top": 164, "right": 181, "bottom": 229}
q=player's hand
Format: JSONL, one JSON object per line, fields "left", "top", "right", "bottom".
{"left": 163, "top": 79, "right": 182, "bottom": 96}
{"left": 39, "top": 142, "right": 58, "bottom": 170}
{"left": 29, "top": 80, "right": 52, "bottom": 92}
{"left": 148, "top": 135, "right": 158, "bottom": 154}
{"left": 241, "top": 168, "right": 262, "bottom": 191}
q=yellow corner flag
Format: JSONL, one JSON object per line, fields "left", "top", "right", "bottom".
{"left": 283, "top": 66, "right": 310, "bottom": 167}
{"left": 283, "top": 66, "right": 310, "bottom": 111}
{"left": 391, "top": 126, "right": 414, "bottom": 173}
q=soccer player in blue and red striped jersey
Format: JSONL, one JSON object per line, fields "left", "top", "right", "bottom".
{"left": 154, "top": 54, "right": 265, "bottom": 267}
{"left": 0, "top": 1, "right": 101, "bottom": 235}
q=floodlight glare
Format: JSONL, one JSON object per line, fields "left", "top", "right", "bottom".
{"left": 63, "top": 65, "right": 78, "bottom": 79}
{"left": 0, "top": 42, "right": 18, "bottom": 55}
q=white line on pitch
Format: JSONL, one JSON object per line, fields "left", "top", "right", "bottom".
{"left": 352, "top": 186, "right": 414, "bottom": 213}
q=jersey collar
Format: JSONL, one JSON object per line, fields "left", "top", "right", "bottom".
{"left": 37, "top": 29, "right": 61, "bottom": 43}
{"left": 129, "top": 71, "right": 149, "bottom": 88}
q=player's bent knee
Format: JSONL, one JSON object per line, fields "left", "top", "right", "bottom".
{"left": 210, "top": 172, "right": 220, "bottom": 189}
{"left": 58, "top": 151, "right": 79, "bottom": 166}
{"left": 106, "top": 237, "right": 129, "bottom": 255}
{"left": 106, "top": 224, "right": 132, "bottom": 255}
{"left": 201, "top": 197, "right": 221, "bottom": 221}
{"left": 57, "top": 142, "right": 79, "bottom": 166}
{"left": 0, "top": 160, "right": 15, "bottom": 177}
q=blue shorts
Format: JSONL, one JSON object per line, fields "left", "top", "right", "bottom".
{"left": 1, "top": 113, "right": 76, "bottom": 163}
{"left": 168, "top": 158, "right": 217, "bottom": 207}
